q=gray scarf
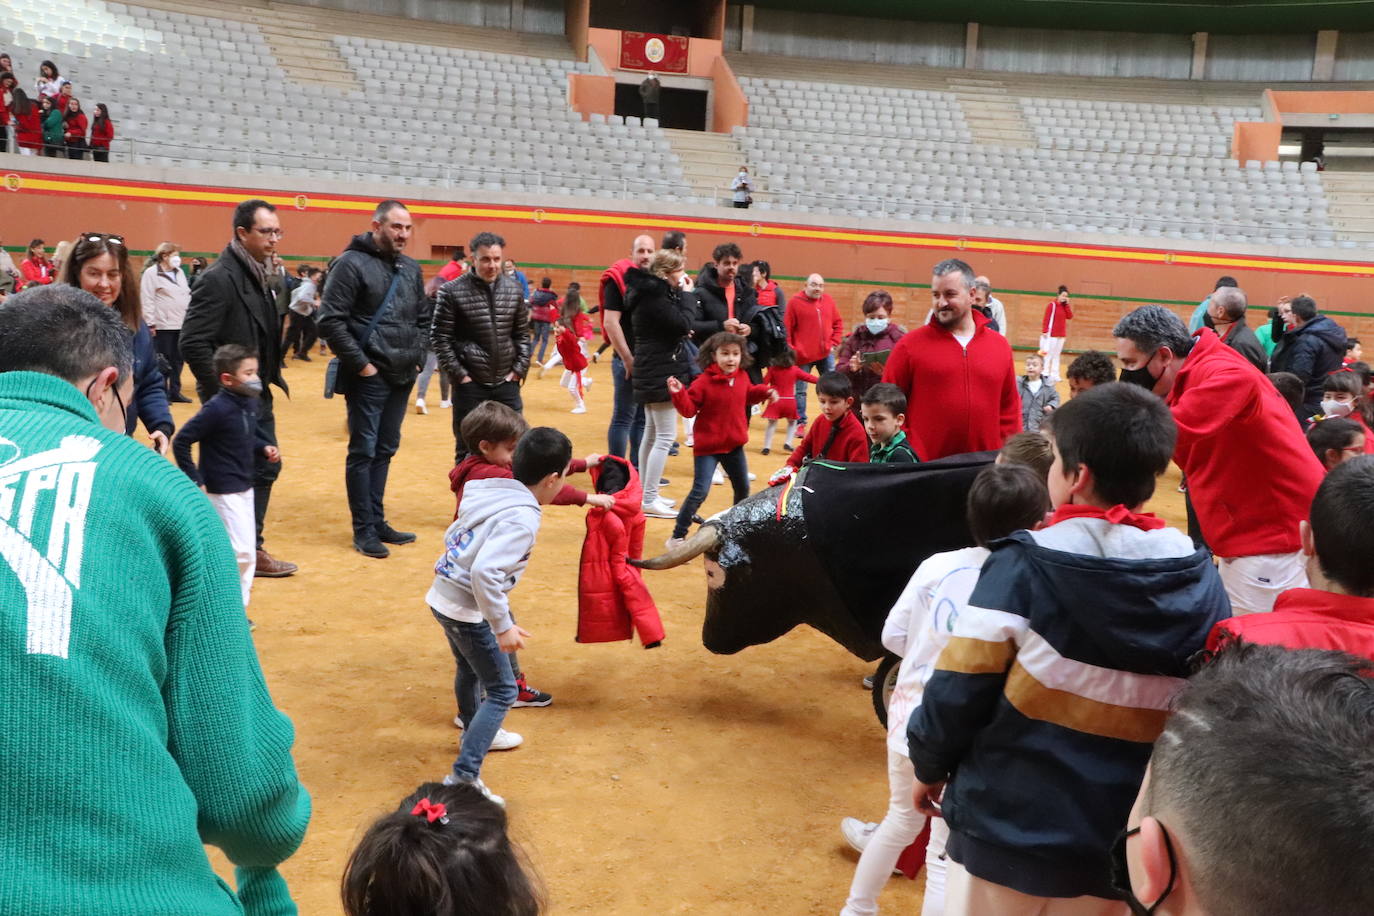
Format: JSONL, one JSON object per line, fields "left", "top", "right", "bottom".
{"left": 229, "top": 239, "right": 271, "bottom": 295}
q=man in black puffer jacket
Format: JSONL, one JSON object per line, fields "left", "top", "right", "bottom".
{"left": 431, "top": 230, "right": 531, "bottom": 462}
{"left": 1269, "top": 294, "right": 1347, "bottom": 421}
{"left": 317, "top": 200, "right": 429, "bottom": 558}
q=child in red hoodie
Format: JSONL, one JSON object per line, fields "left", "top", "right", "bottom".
{"left": 447, "top": 402, "right": 614, "bottom": 712}
{"left": 666, "top": 331, "right": 777, "bottom": 546}
{"left": 768, "top": 371, "right": 869, "bottom": 485}
{"left": 1207, "top": 456, "right": 1374, "bottom": 660}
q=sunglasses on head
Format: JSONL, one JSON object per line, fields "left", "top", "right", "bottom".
{"left": 82, "top": 233, "right": 124, "bottom": 246}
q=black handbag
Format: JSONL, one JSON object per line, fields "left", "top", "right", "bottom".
{"left": 325, "top": 268, "right": 404, "bottom": 399}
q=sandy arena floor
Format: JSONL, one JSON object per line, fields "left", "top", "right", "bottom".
{"left": 163, "top": 351, "right": 1184, "bottom": 914}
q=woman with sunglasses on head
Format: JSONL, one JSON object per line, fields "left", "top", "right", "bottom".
{"left": 62, "top": 233, "right": 175, "bottom": 454}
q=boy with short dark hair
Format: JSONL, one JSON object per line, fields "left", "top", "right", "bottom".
{"left": 1065, "top": 350, "right": 1116, "bottom": 399}
{"left": 429, "top": 427, "right": 573, "bottom": 808}
{"left": 1208, "top": 455, "right": 1374, "bottom": 659}
{"left": 172, "top": 344, "right": 280, "bottom": 609}
{"left": 784, "top": 372, "right": 868, "bottom": 465}
{"left": 1345, "top": 337, "right": 1362, "bottom": 365}
{"left": 1268, "top": 371, "right": 1306, "bottom": 415}
{"left": 907, "top": 382, "right": 1230, "bottom": 913}
{"left": 861, "top": 383, "right": 917, "bottom": 463}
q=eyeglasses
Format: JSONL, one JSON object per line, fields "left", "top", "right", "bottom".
{"left": 82, "top": 233, "right": 124, "bottom": 246}
{"left": 251, "top": 227, "right": 285, "bottom": 239}
{"left": 1110, "top": 821, "right": 1177, "bottom": 915}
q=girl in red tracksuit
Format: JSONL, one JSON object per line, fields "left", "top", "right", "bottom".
{"left": 760, "top": 345, "right": 818, "bottom": 455}
{"left": 554, "top": 306, "right": 590, "bottom": 414}
{"left": 666, "top": 331, "right": 777, "bottom": 544}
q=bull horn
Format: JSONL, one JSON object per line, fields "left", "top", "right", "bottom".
{"left": 630, "top": 524, "right": 721, "bottom": 570}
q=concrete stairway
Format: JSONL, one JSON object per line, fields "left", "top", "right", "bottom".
{"left": 948, "top": 76, "right": 1037, "bottom": 148}
{"left": 1318, "top": 171, "right": 1374, "bottom": 243}
{"left": 663, "top": 128, "right": 755, "bottom": 203}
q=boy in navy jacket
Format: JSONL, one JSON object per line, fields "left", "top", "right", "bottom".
{"left": 907, "top": 383, "right": 1229, "bottom": 912}
{"left": 173, "top": 345, "right": 279, "bottom": 608}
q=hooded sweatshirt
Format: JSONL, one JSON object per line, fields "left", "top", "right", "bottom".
{"left": 427, "top": 478, "right": 543, "bottom": 634}
{"left": 907, "top": 508, "right": 1230, "bottom": 900}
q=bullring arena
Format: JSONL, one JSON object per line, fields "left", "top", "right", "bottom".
{"left": 3, "top": 0, "right": 1374, "bottom": 912}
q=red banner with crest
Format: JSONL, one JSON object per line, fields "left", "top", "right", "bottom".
{"left": 620, "top": 31, "right": 689, "bottom": 74}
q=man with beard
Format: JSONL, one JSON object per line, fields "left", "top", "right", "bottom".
{"left": 601, "top": 233, "right": 655, "bottom": 462}
{"left": 882, "top": 258, "right": 1020, "bottom": 461}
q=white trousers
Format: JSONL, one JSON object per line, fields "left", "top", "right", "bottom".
{"left": 944, "top": 860, "right": 1127, "bottom": 916}
{"left": 921, "top": 817, "right": 950, "bottom": 916}
{"left": 207, "top": 489, "right": 256, "bottom": 608}
{"left": 841, "top": 750, "right": 928, "bottom": 916}
{"left": 1041, "top": 335, "right": 1067, "bottom": 382}
{"left": 1218, "top": 550, "right": 1308, "bottom": 615}
{"left": 639, "top": 401, "right": 677, "bottom": 505}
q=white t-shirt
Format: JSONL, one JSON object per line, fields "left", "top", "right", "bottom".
{"left": 953, "top": 331, "right": 974, "bottom": 349}
{"left": 882, "top": 545, "right": 990, "bottom": 757}
{"left": 1027, "top": 378, "right": 1043, "bottom": 395}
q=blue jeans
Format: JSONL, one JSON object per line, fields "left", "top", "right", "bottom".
{"left": 532, "top": 321, "right": 552, "bottom": 363}
{"left": 796, "top": 355, "right": 834, "bottom": 427}
{"left": 608, "top": 354, "right": 645, "bottom": 465}
{"left": 415, "top": 351, "right": 451, "bottom": 403}
{"left": 344, "top": 375, "right": 413, "bottom": 537}
{"left": 673, "top": 446, "right": 750, "bottom": 539}
{"left": 431, "top": 610, "right": 518, "bottom": 782}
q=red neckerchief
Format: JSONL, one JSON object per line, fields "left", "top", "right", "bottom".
{"left": 1049, "top": 503, "right": 1167, "bottom": 531}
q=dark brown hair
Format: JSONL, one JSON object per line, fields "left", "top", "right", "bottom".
{"left": 697, "top": 331, "right": 751, "bottom": 371}
{"left": 861, "top": 290, "right": 893, "bottom": 316}
{"left": 341, "top": 781, "right": 542, "bottom": 916}
{"left": 459, "top": 400, "right": 529, "bottom": 455}
{"left": 967, "top": 463, "right": 1051, "bottom": 547}
{"left": 61, "top": 233, "right": 141, "bottom": 330}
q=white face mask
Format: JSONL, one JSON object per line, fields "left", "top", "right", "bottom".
{"left": 1322, "top": 399, "right": 1353, "bottom": 419}
{"left": 865, "top": 317, "right": 889, "bottom": 335}
{"left": 168, "top": 254, "right": 182, "bottom": 270}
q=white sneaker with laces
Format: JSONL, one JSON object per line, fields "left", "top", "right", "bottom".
{"left": 439, "top": 399, "right": 452, "bottom": 409}
{"left": 415, "top": 398, "right": 428, "bottom": 415}
{"left": 840, "top": 817, "right": 903, "bottom": 874}
{"left": 487, "top": 727, "right": 523, "bottom": 751}
{"left": 712, "top": 467, "right": 725, "bottom": 485}
{"left": 642, "top": 498, "right": 678, "bottom": 519}
{"left": 570, "top": 405, "right": 587, "bottom": 414}
{"left": 443, "top": 773, "right": 506, "bottom": 808}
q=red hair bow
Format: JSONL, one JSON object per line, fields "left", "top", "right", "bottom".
{"left": 411, "top": 798, "right": 449, "bottom": 824}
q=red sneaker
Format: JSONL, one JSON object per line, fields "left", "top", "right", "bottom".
{"left": 513, "top": 674, "right": 553, "bottom": 707}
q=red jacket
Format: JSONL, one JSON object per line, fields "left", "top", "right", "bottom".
{"left": 1207, "top": 587, "right": 1374, "bottom": 660}
{"left": 787, "top": 408, "right": 868, "bottom": 468}
{"left": 1168, "top": 329, "right": 1323, "bottom": 558}
{"left": 18, "top": 256, "right": 52, "bottom": 289}
{"left": 784, "top": 292, "right": 845, "bottom": 365}
{"left": 449, "top": 455, "right": 589, "bottom": 518}
{"left": 1042, "top": 298, "right": 1073, "bottom": 337}
{"left": 577, "top": 456, "right": 665, "bottom": 646}
{"left": 90, "top": 117, "right": 113, "bottom": 149}
{"left": 14, "top": 106, "right": 41, "bottom": 150}
{"left": 882, "top": 310, "right": 1021, "bottom": 461}
{"left": 63, "top": 110, "right": 87, "bottom": 142}
{"left": 599, "top": 258, "right": 632, "bottom": 308}
{"left": 670, "top": 365, "right": 773, "bottom": 455}
{"left": 756, "top": 280, "right": 782, "bottom": 309}
{"left": 554, "top": 324, "right": 588, "bottom": 373}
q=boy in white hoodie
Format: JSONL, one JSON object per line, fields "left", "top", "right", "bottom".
{"left": 427, "top": 426, "right": 572, "bottom": 807}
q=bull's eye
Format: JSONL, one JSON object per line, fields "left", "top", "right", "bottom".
{"left": 704, "top": 557, "right": 724, "bottom": 590}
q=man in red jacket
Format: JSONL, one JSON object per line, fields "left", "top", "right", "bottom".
{"left": 882, "top": 258, "right": 1021, "bottom": 461}
{"left": 784, "top": 273, "right": 845, "bottom": 431}
{"left": 1207, "top": 456, "right": 1374, "bottom": 659}
{"left": 1114, "top": 305, "right": 1324, "bottom": 614}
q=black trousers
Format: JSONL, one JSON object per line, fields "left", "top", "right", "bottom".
{"left": 451, "top": 379, "right": 523, "bottom": 463}
{"left": 152, "top": 328, "right": 185, "bottom": 398}
{"left": 643, "top": 101, "right": 659, "bottom": 120}
{"left": 284, "top": 312, "right": 318, "bottom": 356}
{"left": 65, "top": 140, "right": 87, "bottom": 160}
{"left": 253, "top": 395, "right": 282, "bottom": 549}
{"left": 93, "top": 148, "right": 109, "bottom": 162}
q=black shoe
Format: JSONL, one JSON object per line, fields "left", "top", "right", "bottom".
{"left": 659, "top": 477, "right": 670, "bottom": 486}
{"left": 668, "top": 441, "right": 680, "bottom": 457}
{"left": 782, "top": 443, "right": 794, "bottom": 452}
{"left": 296, "top": 353, "right": 312, "bottom": 362}
{"left": 354, "top": 534, "right": 390, "bottom": 558}
{"left": 762, "top": 447, "right": 771, "bottom": 456}
{"left": 376, "top": 523, "right": 417, "bottom": 545}
{"left": 169, "top": 393, "right": 193, "bottom": 404}
{"left": 692, "top": 514, "right": 707, "bottom": 525}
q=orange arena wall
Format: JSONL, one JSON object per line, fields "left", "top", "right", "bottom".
{"left": 7, "top": 169, "right": 1374, "bottom": 354}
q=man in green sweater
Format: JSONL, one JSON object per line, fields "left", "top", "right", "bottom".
{"left": 0, "top": 285, "right": 311, "bottom": 915}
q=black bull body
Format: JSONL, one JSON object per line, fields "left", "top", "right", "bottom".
{"left": 633, "top": 452, "right": 996, "bottom": 659}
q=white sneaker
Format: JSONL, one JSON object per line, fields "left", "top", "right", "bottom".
{"left": 415, "top": 398, "right": 428, "bottom": 415}
{"left": 439, "top": 399, "right": 452, "bottom": 409}
{"left": 442, "top": 773, "right": 506, "bottom": 808}
{"left": 686, "top": 436, "right": 694, "bottom": 447}
{"left": 487, "top": 727, "right": 523, "bottom": 751}
{"left": 642, "top": 498, "right": 678, "bottom": 519}
{"left": 748, "top": 472, "right": 757, "bottom": 481}
{"left": 712, "top": 467, "right": 725, "bottom": 485}
{"left": 453, "top": 715, "right": 464, "bottom": 729}
{"left": 570, "top": 405, "right": 587, "bottom": 414}
{"left": 840, "top": 817, "right": 903, "bottom": 874}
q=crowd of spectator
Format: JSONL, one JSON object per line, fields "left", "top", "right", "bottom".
{"left": 1, "top": 54, "right": 115, "bottom": 160}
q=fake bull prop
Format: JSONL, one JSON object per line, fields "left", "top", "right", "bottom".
{"left": 633, "top": 452, "right": 996, "bottom": 660}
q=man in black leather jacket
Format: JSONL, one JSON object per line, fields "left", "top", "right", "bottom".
{"left": 431, "top": 230, "right": 531, "bottom": 462}
{"left": 317, "top": 200, "right": 429, "bottom": 558}
{"left": 181, "top": 198, "right": 296, "bottom": 577}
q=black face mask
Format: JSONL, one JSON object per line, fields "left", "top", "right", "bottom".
{"left": 1119, "top": 351, "right": 1160, "bottom": 390}
{"left": 1110, "top": 823, "right": 1177, "bottom": 915}
{"left": 1201, "top": 311, "right": 1216, "bottom": 330}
